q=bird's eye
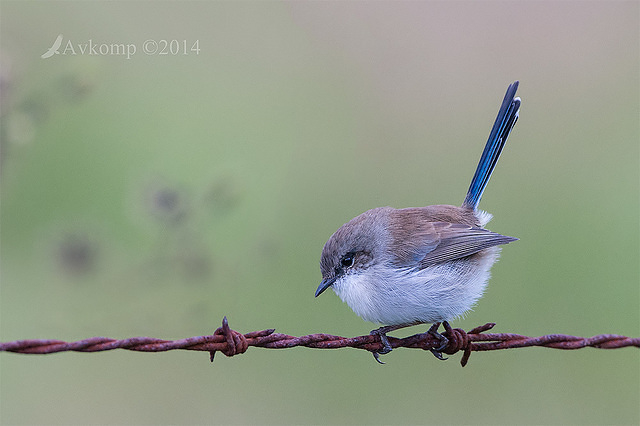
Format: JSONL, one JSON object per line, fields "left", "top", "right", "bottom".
{"left": 340, "top": 254, "right": 354, "bottom": 268}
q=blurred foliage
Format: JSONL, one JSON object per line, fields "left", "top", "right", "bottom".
{"left": 1, "top": 1, "right": 638, "bottom": 425}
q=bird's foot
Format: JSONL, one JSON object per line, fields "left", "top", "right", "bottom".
{"left": 427, "top": 322, "right": 450, "bottom": 360}
{"left": 370, "top": 327, "right": 395, "bottom": 364}
{"left": 369, "top": 322, "right": 451, "bottom": 363}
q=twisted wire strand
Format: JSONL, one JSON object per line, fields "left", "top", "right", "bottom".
{"left": 1, "top": 317, "right": 638, "bottom": 367}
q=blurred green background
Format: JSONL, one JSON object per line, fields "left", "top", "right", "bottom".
{"left": 1, "top": 1, "right": 638, "bottom": 425}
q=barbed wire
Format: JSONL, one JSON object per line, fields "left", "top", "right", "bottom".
{"left": 1, "top": 317, "right": 638, "bottom": 366}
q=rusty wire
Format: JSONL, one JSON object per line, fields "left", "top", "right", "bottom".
{"left": 1, "top": 317, "right": 638, "bottom": 366}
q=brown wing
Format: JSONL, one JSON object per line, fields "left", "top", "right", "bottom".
{"left": 388, "top": 207, "right": 516, "bottom": 268}
{"left": 418, "top": 222, "right": 517, "bottom": 267}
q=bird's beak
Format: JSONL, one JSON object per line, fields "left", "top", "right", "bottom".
{"left": 315, "top": 277, "right": 336, "bottom": 297}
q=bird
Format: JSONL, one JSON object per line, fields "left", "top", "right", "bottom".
{"left": 41, "top": 34, "right": 63, "bottom": 59}
{"left": 315, "top": 81, "right": 521, "bottom": 363}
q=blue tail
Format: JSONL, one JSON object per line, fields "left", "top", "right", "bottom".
{"left": 462, "top": 81, "right": 521, "bottom": 210}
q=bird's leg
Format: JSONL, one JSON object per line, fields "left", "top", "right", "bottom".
{"left": 370, "top": 323, "right": 415, "bottom": 364}
{"left": 427, "top": 321, "right": 450, "bottom": 360}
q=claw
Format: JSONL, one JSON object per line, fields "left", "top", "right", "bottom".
{"left": 372, "top": 351, "right": 385, "bottom": 364}
{"left": 370, "top": 327, "right": 394, "bottom": 363}
{"left": 427, "top": 322, "right": 450, "bottom": 360}
{"left": 430, "top": 349, "right": 447, "bottom": 360}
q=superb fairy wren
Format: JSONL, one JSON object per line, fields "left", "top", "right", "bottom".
{"left": 315, "top": 82, "right": 521, "bottom": 362}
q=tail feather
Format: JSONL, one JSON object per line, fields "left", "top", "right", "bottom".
{"left": 462, "top": 81, "right": 521, "bottom": 210}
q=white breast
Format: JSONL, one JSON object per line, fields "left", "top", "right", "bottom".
{"left": 331, "top": 246, "right": 501, "bottom": 326}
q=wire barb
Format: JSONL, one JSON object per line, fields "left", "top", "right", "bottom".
{"left": 1, "top": 317, "right": 638, "bottom": 367}
{"left": 210, "top": 316, "right": 249, "bottom": 361}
